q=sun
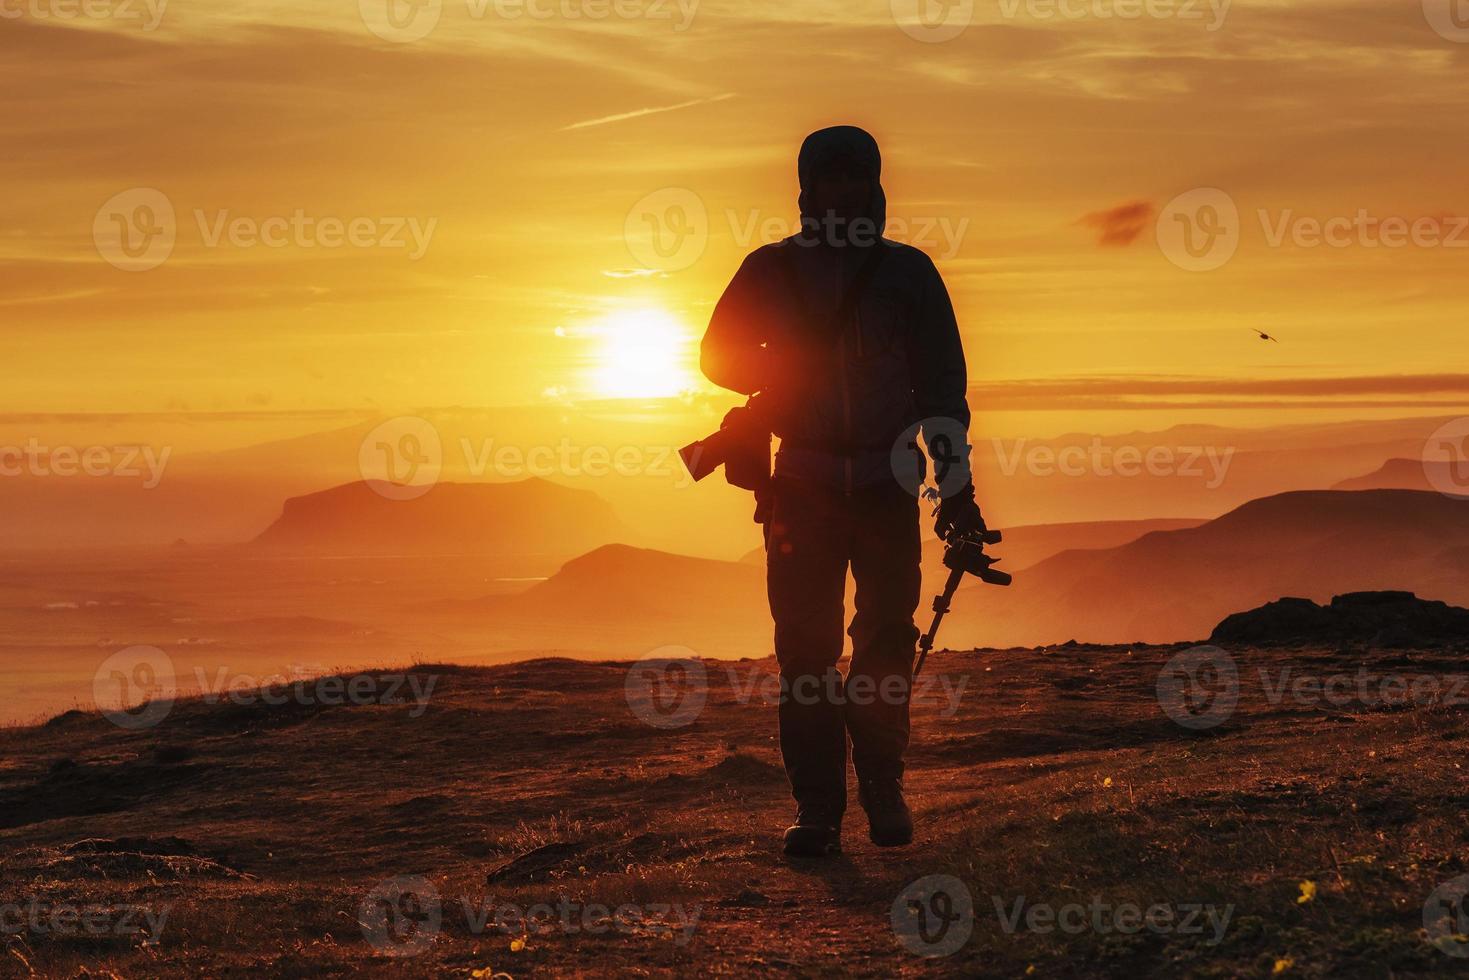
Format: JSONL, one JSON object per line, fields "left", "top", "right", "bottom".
{"left": 588, "top": 307, "right": 699, "bottom": 399}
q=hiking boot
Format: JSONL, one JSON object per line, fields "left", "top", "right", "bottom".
{"left": 782, "top": 803, "right": 842, "bottom": 858}
{"left": 858, "top": 778, "right": 913, "bottom": 847}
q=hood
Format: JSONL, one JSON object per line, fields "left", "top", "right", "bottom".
{"left": 796, "top": 125, "right": 887, "bottom": 244}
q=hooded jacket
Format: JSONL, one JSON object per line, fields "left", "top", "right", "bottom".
{"left": 700, "top": 126, "right": 972, "bottom": 493}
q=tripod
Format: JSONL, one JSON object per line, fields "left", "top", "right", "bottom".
{"left": 912, "top": 495, "right": 1012, "bottom": 680}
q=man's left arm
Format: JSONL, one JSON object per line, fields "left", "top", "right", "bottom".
{"left": 910, "top": 254, "right": 985, "bottom": 535}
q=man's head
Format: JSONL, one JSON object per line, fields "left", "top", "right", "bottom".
{"left": 797, "top": 125, "right": 886, "bottom": 245}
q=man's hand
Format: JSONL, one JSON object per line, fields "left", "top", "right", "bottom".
{"left": 934, "top": 482, "right": 986, "bottom": 540}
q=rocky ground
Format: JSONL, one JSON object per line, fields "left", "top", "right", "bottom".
{"left": 2, "top": 640, "right": 1468, "bottom": 977}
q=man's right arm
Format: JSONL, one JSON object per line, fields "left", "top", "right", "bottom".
{"left": 700, "top": 251, "right": 772, "bottom": 396}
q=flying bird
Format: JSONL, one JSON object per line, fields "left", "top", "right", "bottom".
{"left": 1249, "top": 329, "right": 1280, "bottom": 343}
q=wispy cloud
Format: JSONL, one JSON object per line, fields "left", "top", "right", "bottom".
{"left": 560, "top": 93, "right": 735, "bottom": 131}
{"left": 1079, "top": 200, "right": 1156, "bottom": 247}
{"left": 971, "top": 374, "right": 1469, "bottom": 410}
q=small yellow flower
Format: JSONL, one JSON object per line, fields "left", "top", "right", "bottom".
{"left": 1272, "top": 956, "right": 1294, "bottom": 974}
{"left": 1296, "top": 880, "right": 1316, "bottom": 904}
{"left": 1102, "top": 777, "right": 1113, "bottom": 788}
{"left": 510, "top": 937, "right": 527, "bottom": 953}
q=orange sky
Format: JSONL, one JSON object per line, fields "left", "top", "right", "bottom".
{"left": 4, "top": 0, "right": 1468, "bottom": 442}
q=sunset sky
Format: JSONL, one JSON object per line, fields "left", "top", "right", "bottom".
{"left": 5, "top": 0, "right": 1468, "bottom": 444}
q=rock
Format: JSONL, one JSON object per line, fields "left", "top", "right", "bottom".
{"left": 1211, "top": 592, "right": 1469, "bottom": 648}
{"left": 1332, "top": 590, "right": 1418, "bottom": 608}
{"left": 485, "top": 841, "right": 586, "bottom": 884}
{"left": 1210, "top": 597, "right": 1334, "bottom": 645}
{"left": 721, "top": 888, "right": 771, "bottom": 908}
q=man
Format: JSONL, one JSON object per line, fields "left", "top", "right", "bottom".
{"left": 699, "top": 125, "right": 985, "bottom": 857}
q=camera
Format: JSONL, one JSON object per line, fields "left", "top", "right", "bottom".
{"left": 942, "top": 528, "right": 1012, "bottom": 587}
{"left": 678, "top": 400, "right": 771, "bottom": 492}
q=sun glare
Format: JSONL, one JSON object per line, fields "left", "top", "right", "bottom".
{"left": 589, "top": 307, "right": 698, "bottom": 399}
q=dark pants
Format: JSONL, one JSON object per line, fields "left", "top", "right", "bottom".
{"left": 765, "top": 478, "right": 922, "bottom": 814}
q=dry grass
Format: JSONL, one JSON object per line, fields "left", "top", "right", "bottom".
{"left": 1, "top": 645, "right": 1467, "bottom": 977}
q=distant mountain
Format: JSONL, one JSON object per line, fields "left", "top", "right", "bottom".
{"left": 943, "top": 489, "right": 1469, "bottom": 647}
{"left": 739, "top": 516, "right": 1207, "bottom": 573}
{"left": 949, "top": 410, "right": 1467, "bottom": 524}
{"left": 252, "top": 479, "right": 624, "bottom": 558}
{"left": 1331, "top": 458, "right": 1467, "bottom": 496}
{"left": 438, "top": 489, "right": 1469, "bottom": 652}
{"left": 429, "top": 543, "right": 767, "bottom": 657}
{"left": 489, "top": 544, "right": 763, "bottom": 621}
{"left": 3, "top": 412, "right": 1457, "bottom": 554}
{"left": 924, "top": 516, "right": 1206, "bottom": 574}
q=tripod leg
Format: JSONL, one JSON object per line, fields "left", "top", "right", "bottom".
{"left": 912, "top": 566, "right": 965, "bottom": 681}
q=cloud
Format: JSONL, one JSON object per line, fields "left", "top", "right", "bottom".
{"left": 1078, "top": 200, "right": 1156, "bottom": 247}
{"left": 970, "top": 374, "right": 1469, "bottom": 411}
{"left": 560, "top": 93, "right": 737, "bottom": 131}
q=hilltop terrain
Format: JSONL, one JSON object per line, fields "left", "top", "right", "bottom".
{"left": 3, "top": 639, "right": 1467, "bottom": 977}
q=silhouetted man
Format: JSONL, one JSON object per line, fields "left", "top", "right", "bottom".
{"left": 700, "top": 126, "right": 984, "bottom": 857}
